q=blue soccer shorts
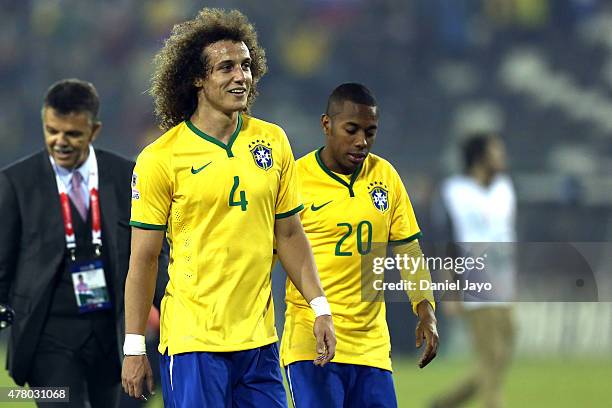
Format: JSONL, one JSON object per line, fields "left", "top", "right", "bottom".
{"left": 286, "top": 361, "right": 398, "bottom": 408}
{"left": 160, "top": 343, "right": 287, "bottom": 408}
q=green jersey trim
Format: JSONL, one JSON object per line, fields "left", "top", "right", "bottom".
{"left": 185, "top": 114, "right": 243, "bottom": 158}
{"left": 314, "top": 147, "right": 363, "bottom": 197}
{"left": 275, "top": 204, "right": 305, "bottom": 219}
{"left": 389, "top": 231, "right": 423, "bottom": 245}
{"left": 129, "top": 221, "right": 167, "bottom": 231}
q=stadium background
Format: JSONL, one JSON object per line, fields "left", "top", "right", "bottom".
{"left": 1, "top": 0, "right": 611, "bottom": 406}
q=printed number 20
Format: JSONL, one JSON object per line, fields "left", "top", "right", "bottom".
{"left": 229, "top": 176, "right": 248, "bottom": 211}
{"left": 335, "top": 221, "right": 373, "bottom": 256}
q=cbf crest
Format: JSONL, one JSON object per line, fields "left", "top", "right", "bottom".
{"left": 368, "top": 181, "right": 389, "bottom": 213}
{"left": 248, "top": 140, "right": 273, "bottom": 171}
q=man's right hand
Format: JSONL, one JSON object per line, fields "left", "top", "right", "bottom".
{"left": 121, "top": 355, "right": 154, "bottom": 400}
{"left": 313, "top": 315, "right": 336, "bottom": 367}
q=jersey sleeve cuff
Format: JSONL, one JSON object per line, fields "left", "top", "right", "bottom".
{"left": 129, "top": 220, "right": 167, "bottom": 231}
{"left": 412, "top": 298, "right": 436, "bottom": 315}
{"left": 275, "top": 204, "right": 304, "bottom": 219}
{"left": 389, "top": 231, "right": 423, "bottom": 245}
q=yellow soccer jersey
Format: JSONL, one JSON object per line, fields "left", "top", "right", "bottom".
{"left": 130, "top": 114, "right": 302, "bottom": 355}
{"left": 280, "top": 148, "right": 433, "bottom": 371}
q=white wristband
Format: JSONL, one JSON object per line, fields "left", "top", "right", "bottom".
{"left": 310, "top": 296, "right": 332, "bottom": 317}
{"left": 123, "top": 334, "right": 146, "bottom": 356}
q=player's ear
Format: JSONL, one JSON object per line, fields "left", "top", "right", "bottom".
{"left": 194, "top": 77, "right": 204, "bottom": 87}
{"left": 90, "top": 121, "right": 102, "bottom": 143}
{"left": 321, "top": 114, "right": 331, "bottom": 136}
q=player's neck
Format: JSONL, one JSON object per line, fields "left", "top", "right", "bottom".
{"left": 469, "top": 166, "right": 494, "bottom": 187}
{"left": 320, "top": 147, "right": 354, "bottom": 175}
{"left": 190, "top": 106, "right": 239, "bottom": 145}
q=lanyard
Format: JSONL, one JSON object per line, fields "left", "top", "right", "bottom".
{"left": 49, "top": 146, "right": 102, "bottom": 260}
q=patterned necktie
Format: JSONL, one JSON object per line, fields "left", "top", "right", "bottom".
{"left": 70, "top": 171, "right": 88, "bottom": 221}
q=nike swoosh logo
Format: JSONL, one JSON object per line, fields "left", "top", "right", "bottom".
{"left": 311, "top": 201, "right": 332, "bottom": 211}
{"left": 191, "top": 162, "right": 212, "bottom": 174}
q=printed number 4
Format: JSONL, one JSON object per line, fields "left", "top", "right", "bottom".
{"left": 229, "top": 176, "right": 248, "bottom": 211}
{"left": 335, "top": 221, "right": 372, "bottom": 256}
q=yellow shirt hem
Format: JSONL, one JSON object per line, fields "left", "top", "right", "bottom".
{"left": 281, "top": 352, "right": 392, "bottom": 372}
{"left": 159, "top": 335, "right": 279, "bottom": 355}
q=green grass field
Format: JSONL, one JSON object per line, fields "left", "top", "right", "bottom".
{"left": 392, "top": 356, "right": 612, "bottom": 407}
{"left": 0, "top": 349, "right": 610, "bottom": 407}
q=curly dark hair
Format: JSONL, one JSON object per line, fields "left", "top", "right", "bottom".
{"left": 150, "top": 8, "right": 268, "bottom": 131}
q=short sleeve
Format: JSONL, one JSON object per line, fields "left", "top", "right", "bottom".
{"left": 389, "top": 167, "right": 422, "bottom": 243}
{"left": 274, "top": 128, "right": 303, "bottom": 219}
{"left": 130, "top": 149, "right": 172, "bottom": 230}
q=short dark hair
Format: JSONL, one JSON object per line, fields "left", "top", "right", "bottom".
{"left": 43, "top": 79, "right": 100, "bottom": 120}
{"left": 150, "top": 8, "right": 268, "bottom": 131}
{"left": 326, "top": 83, "right": 377, "bottom": 116}
{"left": 462, "top": 132, "right": 496, "bottom": 171}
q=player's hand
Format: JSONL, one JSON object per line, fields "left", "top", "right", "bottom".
{"left": 415, "top": 301, "right": 439, "bottom": 369}
{"left": 313, "top": 315, "right": 336, "bottom": 366}
{"left": 0, "top": 304, "right": 15, "bottom": 330}
{"left": 121, "top": 355, "right": 155, "bottom": 400}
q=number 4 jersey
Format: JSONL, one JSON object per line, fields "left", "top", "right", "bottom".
{"left": 130, "top": 114, "right": 302, "bottom": 355}
{"left": 281, "top": 148, "right": 429, "bottom": 371}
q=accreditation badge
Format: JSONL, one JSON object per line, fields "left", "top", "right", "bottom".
{"left": 70, "top": 259, "right": 112, "bottom": 313}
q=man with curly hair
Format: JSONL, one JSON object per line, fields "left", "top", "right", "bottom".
{"left": 121, "top": 8, "right": 336, "bottom": 407}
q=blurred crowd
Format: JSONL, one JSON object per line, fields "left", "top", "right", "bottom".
{"left": 1, "top": 0, "right": 611, "bottom": 261}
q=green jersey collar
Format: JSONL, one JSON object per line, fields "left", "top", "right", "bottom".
{"left": 186, "top": 114, "right": 243, "bottom": 158}
{"left": 315, "top": 147, "right": 363, "bottom": 197}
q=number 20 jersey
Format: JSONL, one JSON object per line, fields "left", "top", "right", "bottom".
{"left": 281, "top": 148, "right": 425, "bottom": 371}
{"left": 130, "top": 114, "right": 302, "bottom": 355}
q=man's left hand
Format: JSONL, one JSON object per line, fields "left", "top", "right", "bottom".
{"left": 415, "top": 301, "right": 439, "bottom": 368}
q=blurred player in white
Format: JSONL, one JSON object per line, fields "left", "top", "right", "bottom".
{"left": 432, "top": 133, "right": 516, "bottom": 408}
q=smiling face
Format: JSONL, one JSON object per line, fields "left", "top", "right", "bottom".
{"left": 321, "top": 101, "right": 378, "bottom": 174}
{"left": 43, "top": 107, "right": 100, "bottom": 170}
{"left": 196, "top": 40, "right": 253, "bottom": 115}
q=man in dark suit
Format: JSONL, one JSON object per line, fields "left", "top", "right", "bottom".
{"left": 0, "top": 79, "right": 151, "bottom": 407}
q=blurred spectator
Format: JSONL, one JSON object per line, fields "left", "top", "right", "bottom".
{"left": 431, "top": 133, "right": 517, "bottom": 408}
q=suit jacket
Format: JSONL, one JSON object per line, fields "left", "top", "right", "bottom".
{"left": 0, "top": 148, "right": 163, "bottom": 386}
